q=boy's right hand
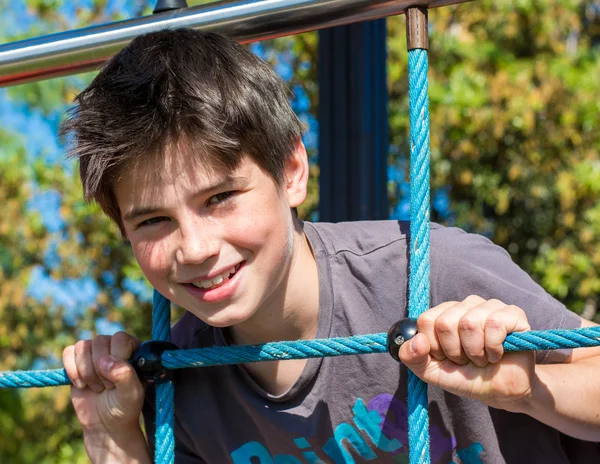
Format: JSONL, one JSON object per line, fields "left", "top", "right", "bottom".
{"left": 63, "top": 332, "right": 145, "bottom": 435}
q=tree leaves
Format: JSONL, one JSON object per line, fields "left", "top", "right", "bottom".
{"left": 388, "top": 0, "right": 600, "bottom": 317}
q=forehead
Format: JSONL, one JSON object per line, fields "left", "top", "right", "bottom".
{"left": 114, "top": 141, "right": 232, "bottom": 204}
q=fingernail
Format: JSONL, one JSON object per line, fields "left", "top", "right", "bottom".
{"left": 74, "top": 379, "right": 86, "bottom": 389}
{"left": 100, "top": 356, "right": 115, "bottom": 373}
{"left": 409, "top": 337, "right": 417, "bottom": 353}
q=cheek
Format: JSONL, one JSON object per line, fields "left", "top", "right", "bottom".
{"left": 132, "top": 240, "right": 172, "bottom": 279}
{"left": 230, "top": 202, "right": 293, "bottom": 262}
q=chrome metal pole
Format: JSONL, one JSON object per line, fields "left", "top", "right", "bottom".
{"left": 0, "top": 0, "right": 467, "bottom": 87}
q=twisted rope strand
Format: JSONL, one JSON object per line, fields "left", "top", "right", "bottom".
{"left": 408, "top": 46, "right": 432, "bottom": 464}
{"left": 0, "top": 368, "right": 70, "bottom": 388}
{"left": 3, "top": 327, "right": 599, "bottom": 388}
{"left": 152, "top": 292, "right": 174, "bottom": 464}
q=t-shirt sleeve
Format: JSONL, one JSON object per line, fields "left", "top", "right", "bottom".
{"left": 430, "top": 226, "right": 582, "bottom": 364}
{"left": 143, "top": 383, "right": 207, "bottom": 463}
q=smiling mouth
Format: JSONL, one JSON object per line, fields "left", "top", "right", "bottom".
{"left": 188, "top": 262, "right": 243, "bottom": 291}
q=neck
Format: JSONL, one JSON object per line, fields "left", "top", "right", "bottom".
{"left": 229, "top": 222, "right": 319, "bottom": 346}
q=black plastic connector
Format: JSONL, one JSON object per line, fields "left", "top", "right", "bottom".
{"left": 153, "top": 0, "right": 188, "bottom": 14}
{"left": 131, "top": 340, "right": 178, "bottom": 384}
{"left": 386, "top": 318, "right": 418, "bottom": 362}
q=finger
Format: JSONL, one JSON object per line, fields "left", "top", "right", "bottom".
{"left": 399, "top": 333, "right": 432, "bottom": 378}
{"left": 458, "top": 299, "right": 507, "bottom": 368}
{"left": 74, "top": 339, "right": 104, "bottom": 393}
{"left": 98, "top": 355, "right": 145, "bottom": 410}
{"left": 400, "top": 334, "right": 483, "bottom": 397}
{"left": 435, "top": 295, "right": 486, "bottom": 365}
{"left": 92, "top": 336, "right": 114, "bottom": 390}
{"left": 110, "top": 332, "right": 141, "bottom": 360}
{"left": 485, "top": 305, "right": 531, "bottom": 363}
{"left": 62, "top": 345, "right": 86, "bottom": 390}
{"left": 417, "top": 301, "right": 458, "bottom": 361}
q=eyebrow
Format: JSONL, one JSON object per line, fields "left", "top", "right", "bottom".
{"left": 122, "top": 175, "right": 245, "bottom": 223}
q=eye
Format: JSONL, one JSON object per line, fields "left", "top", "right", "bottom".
{"left": 207, "top": 191, "right": 234, "bottom": 206}
{"left": 137, "top": 216, "right": 168, "bottom": 228}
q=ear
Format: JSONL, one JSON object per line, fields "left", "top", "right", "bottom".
{"left": 284, "top": 138, "right": 309, "bottom": 208}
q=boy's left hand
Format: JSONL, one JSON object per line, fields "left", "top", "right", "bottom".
{"left": 399, "top": 295, "right": 535, "bottom": 412}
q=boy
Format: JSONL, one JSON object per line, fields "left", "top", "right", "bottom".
{"left": 60, "top": 29, "right": 600, "bottom": 463}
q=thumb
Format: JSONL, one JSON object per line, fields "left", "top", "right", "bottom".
{"left": 99, "top": 355, "right": 144, "bottom": 406}
{"left": 399, "top": 333, "right": 432, "bottom": 380}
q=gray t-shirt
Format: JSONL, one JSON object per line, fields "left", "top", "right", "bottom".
{"left": 144, "top": 221, "right": 598, "bottom": 463}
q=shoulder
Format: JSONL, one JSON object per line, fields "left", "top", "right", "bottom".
{"left": 305, "top": 220, "right": 444, "bottom": 256}
{"left": 428, "top": 226, "right": 530, "bottom": 288}
{"left": 171, "top": 311, "right": 214, "bottom": 349}
{"left": 303, "top": 220, "right": 476, "bottom": 257}
{"left": 430, "top": 225, "right": 511, "bottom": 264}
{"left": 428, "top": 226, "right": 524, "bottom": 293}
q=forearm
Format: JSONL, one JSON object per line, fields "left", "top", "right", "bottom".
{"left": 84, "top": 426, "right": 152, "bottom": 464}
{"left": 519, "top": 358, "right": 600, "bottom": 441}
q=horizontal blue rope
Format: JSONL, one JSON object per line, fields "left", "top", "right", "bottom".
{"left": 0, "top": 368, "right": 70, "bottom": 388}
{"left": 162, "top": 327, "right": 600, "bottom": 368}
{"left": 1, "top": 327, "right": 599, "bottom": 388}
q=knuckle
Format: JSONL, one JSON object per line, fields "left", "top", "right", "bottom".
{"left": 111, "top": 331, "right": 140, "bottom": 359}
{"left": 458, "top": 316, "right": 479, "bottom": 332}
{"left": 506, "top": 304, "right": 526, "bottom": 317}
{"left": 112, "top": 331, "right": 131, "bottom": 348}
{"left": 62, "top": 345, "right": 73, "bottom": 357}
{"left": 485, "top": 315, "right": 505, "bottom": 332}
{"left": 74, "top": 340, "right": 90, "bottom": 357}
{"left": 113, "top": 331, "right": 129, "bottom": 341}
{"left": 418, "top": 312, "right": 437, "bottom": 330}
{"left": 92, "top": 335, "right": 111, "bottom": 347}
{"left": 435, "top": 317, "right": 454, "bottom": 335}
{"left": 464, "top": 295, "right": 485, "bottom": 304}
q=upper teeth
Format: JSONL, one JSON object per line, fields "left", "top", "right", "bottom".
{"left": 191, "top": 266, "right": 237, "bottom": 289}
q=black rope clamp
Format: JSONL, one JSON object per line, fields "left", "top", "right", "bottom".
{"left": 153, "top": 0, "right": 188, "bottom": 14}
{"left": 131, "top": 341, "right": 178, "bottom": 384}
{"left": 387, "top": 318, "right": 418, "bottom": 362}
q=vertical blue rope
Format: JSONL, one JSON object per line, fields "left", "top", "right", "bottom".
{"left": 152, "top": 290, "right": 174, "bottom": 464}
{"left": 145, "top": 41, "right": 432, "bottom": 464}
{"left": 408, "top": 47, "right": 431, "bottom": 463}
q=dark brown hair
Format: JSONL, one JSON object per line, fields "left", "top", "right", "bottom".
{"left": 60, "top": 28, "right": 305, "bottom": 233}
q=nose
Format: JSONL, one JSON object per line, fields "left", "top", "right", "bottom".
{"left": 175, "top": 218, "right": 220, "bottom": 266}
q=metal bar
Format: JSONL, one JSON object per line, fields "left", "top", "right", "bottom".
{"left": 0, "top": 0, "right": 468, "bottom": 87}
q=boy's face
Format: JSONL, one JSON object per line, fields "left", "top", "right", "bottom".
{"left": 114, "top": 141, "right": 309, "bottom": 328}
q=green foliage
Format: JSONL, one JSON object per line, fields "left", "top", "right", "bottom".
{"left": 0, "top": 3, "right": 153, "bottom": 462}
{"left": 387, "top": 0, "right": 600, "bottom": 317}
{"left": 0, "top": 119, "right": 153, "bottom": 463}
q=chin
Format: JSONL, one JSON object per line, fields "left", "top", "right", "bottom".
{"left": 198, "top": 306, "right": 257, "bottom": 329}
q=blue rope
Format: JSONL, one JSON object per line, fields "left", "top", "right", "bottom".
{"left": 3, "top": 327, "right": 600, "bottom": 388}
{"left": 162, "top": 327, "right": 600, "bottom": 367}
{"left": 408, "top": 47, "right": 432, "bottom": 464}
{"left": 152, "top": 292, "right": 174, "bottom": 464}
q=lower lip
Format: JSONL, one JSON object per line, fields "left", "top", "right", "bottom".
{"left": 184, "top": 262, "right": 245, "bottom": 303}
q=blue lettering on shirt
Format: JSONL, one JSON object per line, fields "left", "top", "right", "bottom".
{"left": 230, "top": 395, "right": 484, "bottom": 463}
